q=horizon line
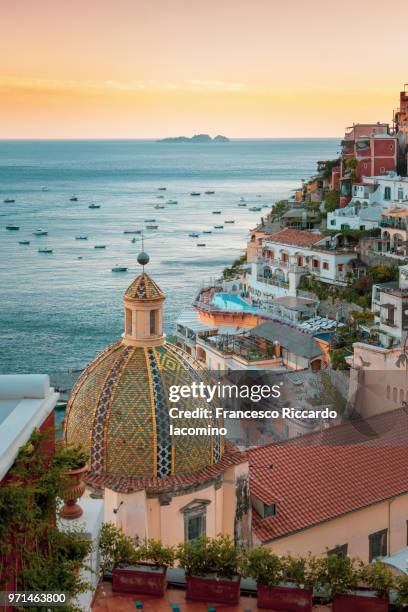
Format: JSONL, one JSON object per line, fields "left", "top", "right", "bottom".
{"left": 0, "top": 136, "right": 342, "bottom": 142}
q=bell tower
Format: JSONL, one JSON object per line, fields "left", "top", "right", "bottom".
{"left": 122, "top": 250, "right": 165, "bottom": 347}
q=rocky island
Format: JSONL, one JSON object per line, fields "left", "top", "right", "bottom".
{"left": 157, "top": 133, "right": 229, "bottom": 143}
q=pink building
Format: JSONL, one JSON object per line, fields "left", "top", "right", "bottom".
{"left": 340, "top": 123, "right": 397, "bottom": 206}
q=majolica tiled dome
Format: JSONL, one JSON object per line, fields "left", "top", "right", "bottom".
{"left": 64, "top": 265, "right": 224, "bottom": 488}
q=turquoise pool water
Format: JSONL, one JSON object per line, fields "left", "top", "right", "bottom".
{"left": 211, "top": 292, "right": 258, "bottom": 312}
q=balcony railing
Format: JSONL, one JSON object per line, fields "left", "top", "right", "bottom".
{"left": 257, "top": 257, "right": 308, "bottom": 273}
{"left": 256, "top": 275, "right": 289, "bottom": 288}
{"left": 380, "top": 220, "right": 408, "bottom": 230}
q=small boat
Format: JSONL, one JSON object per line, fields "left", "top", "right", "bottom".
{"left": 205, "top": 191, "right": 215, "bottom": 195}
{"left": 214, "top": 225, "right": 224, "bottom": 229}
{"left": 88, "top": 203, "right": 101, "bottom": 209}
{"left": 157, "top": 195, "right": 165, "bottom": 199}
{"left": 238, "top": 202, "right": 247, "bottom": 207}
{"left": 38, "top": 247, "right": 53, "bottom": 254}
{"left": 212, "top": 211, "right": 222, "bottom": 214}
{"left": 203, "top": 230, "right": 212, "bottom": 234}
{"left": 131, "top": 237, "right": 138, "bottom": 243}
{"left": 94, "top": 245, "right": 106, "bottom": 249}
{"left": 75, "top": 235, "right": 88, "bottom": 240}
{"left": 6, "top": 224, "right": 19, "bottom": 230}
{"left": 77, "top": 256, "right": 83, "bottom": 260}
{"left": 144, "top": 219, "right": 156, "bottom": 223}
{"left": 146, "top": 224, "right": 158, "bottom": 229}
{"left": 257, "top": 194, "right": 262, "bottom": 198}
{"left": 4, "top": 198, "right": 15, "bottom": 203}
{"left": 189, "top": 232, "right": 199, "bottom": 238}
{"left": 158, "top": 187, "right": 167, "bottom": 191}
{"left": 249, "top": 206, "right": 262, "bottom": 212}
{"left": 70, "top": 196, "right": 78, "bottom": 202}
{"left": 33, "top": 228, "right": 48, "bottom": 236}
{"left": 154, "top": 204, "right": 165, "bottom": 209}
{"left": 112, "top": 265, "right": 128, "bottom": 272}
{"left": 224, "top": 220, "right": 235, "bottom": 224}
{"left": 190, "top": 192, "right": 201, "bottom": 196}
{"left": 19, "top": 240, "right": 30, "bottom": 245}
{"left": 123, "top": 230, "right": 141, "bottom": 234}
{"left": 167, "top": 200, "right": 178, "bottom": 205}
{"left": 197, "top": 243, "right": 206, "bottom": 247}
{"left": 41, "top": 186, "right": 49, "bottom": 192}
{"left": 240, "top": 197, "right": 246, "bottom": 202}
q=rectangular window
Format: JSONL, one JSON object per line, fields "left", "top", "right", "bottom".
{"left": 398, "top": 188, "right": 404, "bottom": 201}
{"left": 185, "top": 512, "right": 206, "bottom": 541}
{"left": 323, "top": 262, "right": 329, "bottom": 270}
{"left": 369, "top": 529, "right": 387, "bottom": 561}
{"left": 263, "top": 503, "right": 276, "bottom": 518}
{"left": 384, "top": 187, "right": 391, "bottom": 201}
{"left": 328, "top": 544, "right": 348, "bottom": 558}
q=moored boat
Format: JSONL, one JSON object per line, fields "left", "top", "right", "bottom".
{"left": 123, "top": 230, "right": 142, "bottom": 234}
{"left": 189, "top": 232, "right": 199, "bottom": 238}
{"left": 70, "top": 196, "right": 78, "bottom": 201}
{"left": 154, "top": 204, "right": 165, "bottom": 209}
{"left": 112, "top": 265, "right": 128, "bottom": 272}
{"left": 212, "top": 210, "right": 222, "bottom": 214}
{"left": 197, "top": 243, "right": 206, "bottom": 247}
{"left": 166, "top": 200, "right": 178, "bottom": 204}
{"left": 190, "top": 192, "right": 201, "bottom": 196}
{"left": 238, "top": 202, "right": 247, "bottom": 207}
{"left": 203, "top": 230, "right": 212, "bottom": 234}
{"left": 249, "top": 206, "right": 262, "bottom": 211}
{"left": 94, "top": 245, "right": 106, "bottom": 249}
{"left": 6, "top": 224, "right": 19, "bottom": 230}
{"left": 144, "top": 218, "right": 156, "bottom": 223}
{"left": 204, "top": 190, "right": 215, "bottom": 195}
{"left": 4, "top": 198, "right": 15, "bottom": 203}
{"left": 19, "top": 240, "right": 30, "bottom": 245}
{"left": 33, "top": 228, "right": 48, "bottom": 236}
{"left": 214, "top": 225, "right": 224, "bottom": 229}
{"left": 224, "top": 220, "right": 235, "bottom": 223}
{"left": 158, "top": 187, "right": 167, "bottom": 191}
{"left": 146, "top": 224, "right": 158, "bottom": 229}
{"left": 88, "top": 203, "right": 101, "bottom": 209}
{"left": 38, "top": 247, "right": 53, "bottom": 253}
{"left": 75, "top": 235, "right": 88, "bottom": 240}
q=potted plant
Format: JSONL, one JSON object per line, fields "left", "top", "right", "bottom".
{"left": 244, "top": 548, "right": 316, "bottom": 611}
{"left": 329, "top": 557, "right": 391, "bottom": 611}
{"left": 112, "top": 537, "right": 175, "bottom": 596}
{"left": 177, "top": 534, "right": 241, "bottom": 605}
{"left": 395, "top": 575, "right": 408, "bottom": 609}
{"left": 54, "top": 444, "right": 89, "bottom": 519}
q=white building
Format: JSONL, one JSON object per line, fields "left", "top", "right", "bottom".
{"left": 247, "top": 228, "right": 362, "bottom": 303}
{"left": 327, "top": 173, "right": 408, "bottom": 231}
{"left": 371, "top": 264, "right": 408, "bottom": 347}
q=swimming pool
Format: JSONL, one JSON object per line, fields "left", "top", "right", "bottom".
{"left": 211, "top": 292, "right": 258, "bottom": 312}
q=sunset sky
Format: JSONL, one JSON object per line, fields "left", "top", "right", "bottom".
{"left": 1, "top": 0, "right": 407, "bottom": 138}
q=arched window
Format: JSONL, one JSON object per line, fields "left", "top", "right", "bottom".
{"left": 125, "top": 308, "right": 132, "bottom": 335}
{"left": 393, "top": 387, "right": 398, "bottom": 402}
{"left": 386, "top": 385, "right": 391, "bottom": 400}
{"left": 150, "top": 309, "right": 157, "bottom": 335}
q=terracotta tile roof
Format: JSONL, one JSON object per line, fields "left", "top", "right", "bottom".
{"left": 86, "top": 442, "right": 247, "bottom": 494}
{"left": 249, "top": 408, "right": 408, "bottom": 543}
{"left": 267, "top": 228, "right": 325, "bottom": 247}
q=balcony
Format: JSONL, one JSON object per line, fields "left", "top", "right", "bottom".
{"left": 256, "top": 275, "right": 289, "bottom": 289}
{"left": 258, "top": 257, "right": 308, "bottom": 273}
{"left": 380, "top": 220, "right": 407, "bottom": 230}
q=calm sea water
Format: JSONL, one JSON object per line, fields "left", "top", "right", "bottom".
{"left": 0, "top": 139, "right": 339, "bottom": 378}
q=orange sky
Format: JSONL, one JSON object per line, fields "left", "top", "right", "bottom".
{"left": 1, "top": 0, "right": 407, "bottom": 138}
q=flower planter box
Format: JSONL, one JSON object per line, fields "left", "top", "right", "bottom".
{"left": 186, "top": 574, "right": 240, "bottom": 605}
{"left": 333, "top": 593, "right": 388, "bottom": 612}
{"left": 257, "top": 584, "right": 313, "bottom": 611}
{"left": 112, "top": 564, "right": 167, "bottom": 596}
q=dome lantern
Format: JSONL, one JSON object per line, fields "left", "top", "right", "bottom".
{"left": 122, "top": 251, "right": 165, "bottom": 347}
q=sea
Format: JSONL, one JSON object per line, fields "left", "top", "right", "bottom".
{"left": 0, "top": 138, "right": 340, "bottom": 384}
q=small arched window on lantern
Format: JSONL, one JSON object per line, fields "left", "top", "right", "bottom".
{"left": 150, "top": 309, "right": 157, "bottom": 336}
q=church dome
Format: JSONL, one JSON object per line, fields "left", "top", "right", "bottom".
{"left": 63, "top": 256, "right": 225, "bottom": 490}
